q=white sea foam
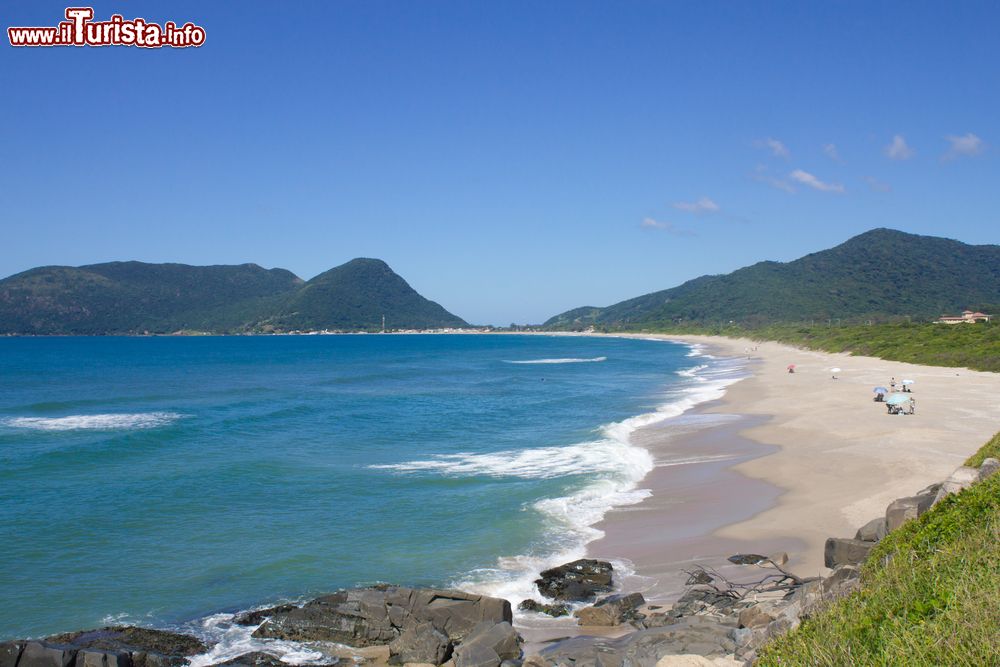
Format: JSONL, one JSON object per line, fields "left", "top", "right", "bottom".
{"left": 376, "top": 343, "right": 749, "bottom": 613}
{"left": 506, "top": 356, "right": 607, "bottom": 364}
{"left": 186, "top": 612, "right": 331, "bottom": 667}
{"left": 370, "top": 436, "right": 649, "bottom": 480}
{"left": 1, "top": 412, "right": 183, "bottom": 431}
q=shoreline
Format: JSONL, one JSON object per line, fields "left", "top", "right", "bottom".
{"left": 586, "top": 333, "right": 1000, "bottom": 594}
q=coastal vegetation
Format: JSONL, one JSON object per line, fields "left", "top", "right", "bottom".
{"left": 0, "top": 258, "right": 467, "bottom": 334}
{"left": 756, "top": 433, "right": 1000, "bottom": 666}
{"left": 649, "top": 320, "right": 1000, "bottom": 372}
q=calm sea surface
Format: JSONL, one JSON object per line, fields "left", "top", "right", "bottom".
{"left": 0, "top": 334, "right": 737, "bottom": 646}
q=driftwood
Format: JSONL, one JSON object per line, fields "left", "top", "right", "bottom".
{"left": 682, "top": 554, "right": 820, "bottom": 601}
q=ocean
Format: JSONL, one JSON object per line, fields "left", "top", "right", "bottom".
{"left": 0, "top": 333, "right": 743, "bottom": 659}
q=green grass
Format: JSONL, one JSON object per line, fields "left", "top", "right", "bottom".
{"left": 619, "top": 321, "right": 1000, "bottom": 373}
{"left": 755, "top": 435, "right": 1000, "bottom": 666}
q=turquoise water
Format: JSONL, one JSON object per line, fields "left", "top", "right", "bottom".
{"left": 0, "top": 334, "right": 731, "bottom": 644}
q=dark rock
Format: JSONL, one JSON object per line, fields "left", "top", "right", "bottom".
{"left": 727, "top": 554, "right": 768, "bottom": 565}
{"left": 573, "top": 593, "right": 645, "bottom": 626}
{"left": 388, "top": 622, "right": 452, "bottom": 665}
{"left": 886, "top": 494, "right": 935, "bottom": 531}
{"left": 75, "top": 650, "right": 132, "bottom": 667}
{"left": 824, "top": 537, "right": 874, "bottom": 568}
{"left": 233, "top": 605, "right": 298, "bottom": 627}
{"left": 516, "top": 600, "right": 570, "bottom": 618}
{"left": 208, "top": 653, "right": 285, "bottom": 667}
{"left": 854, "top": 517, "right": 887, "bottom": 543}
{"left": 44, "top": 627, "right": 206, "bottom": 660}
{"left": 0, "top": 642, "right": 24, "bottom": 667}
{"left": 533, "top": 559, "right": 613, "bottom": 602}
{"left": 18, "top": 643, "right": 78, "bottom": 667}
{"left": 253, "top": 587, "right": 511, "bottom": 648}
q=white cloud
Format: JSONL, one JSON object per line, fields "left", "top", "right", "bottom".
{"left": 885, "top": 135, "right": 915, "bottom": 160}
{"left": 863, "top": 176, "right": 891, "bottom": 192}
{"left": 752, "top": 164, "right": 795, "bottom": 192}
{"left": 944, "top": 133, "right": 984, "bottom": 160}
{"left": 789, "top": 169, "right": 845, "bottom": 193}
{"left": 672, "top": 197, "right": 720, "bottom": 214}
{"left": 755, "top": 137, "right": 790, "bottom": 158}
{"left": 641, "top": 218, "right": 695, "bottom": 236}
{"left": 823, "top": 143, "right": 843, "bottom": 162}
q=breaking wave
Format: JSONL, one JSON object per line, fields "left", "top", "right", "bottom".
{"left": 505, "top": 356, "right": 607, "bottom": 364}
{"left": 1, "top": 412, "right": 184, "bottom": 431}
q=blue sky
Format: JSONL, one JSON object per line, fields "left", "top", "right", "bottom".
{"left": 2, "top": 1, "right": 998, "bottom": 324}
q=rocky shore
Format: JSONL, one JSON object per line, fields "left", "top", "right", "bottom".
{"left": 4, "top": 456, "right": 995, "bottom": 667}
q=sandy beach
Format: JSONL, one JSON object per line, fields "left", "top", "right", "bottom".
{"left": 586, "top": 334, "right": 1000, "bottom": 605}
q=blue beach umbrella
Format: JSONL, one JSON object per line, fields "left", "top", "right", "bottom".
{"left": 873, "top": 386, "right": 888, "bottom": 394}
{"left": 886, "top": 393, "right": 912, "bottom": 405}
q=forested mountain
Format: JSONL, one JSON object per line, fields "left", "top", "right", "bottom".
{"left": 544, "top": 229, "right": 1000, "bottom": 328}
{"left": 0, "top": 259, "right": 467, "bottom": 334}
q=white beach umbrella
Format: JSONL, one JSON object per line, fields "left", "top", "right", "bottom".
{"left": 901, "top": 379, "right": 914, "bottom": 385}
{"left": 830, "top": 367, "right": 841, "bottom": 373}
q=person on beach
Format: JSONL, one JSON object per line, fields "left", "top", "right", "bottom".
{"left": 890, "top": 377, "right": 896, "bottom": 392}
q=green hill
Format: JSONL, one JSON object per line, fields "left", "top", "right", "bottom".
{"left": 0, "top": 259, "right": 467, "bottom": 334}
{"left": 544, "top": 229, "right": 1000, "bottom": 328}
{"left": 262, "top": 258, "right": 468, "bottom": 332}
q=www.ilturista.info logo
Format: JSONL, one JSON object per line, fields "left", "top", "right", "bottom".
{"left": 8, "top": 7, "right": 206, "bottom": 48}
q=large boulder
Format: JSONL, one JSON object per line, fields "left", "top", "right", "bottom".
{"left": 854, "top": 517, "right": 887, "bottom": 543}
{"left": 0, "top": 642, "right": 24, "bottom": 667}
{"left": 452, "top": 621, "right": 521, "bottom": 667}
{"left": 885, "top": 493, "right": 935, "bottom": 532}
{"left": 534, "top": 559, "right": 613, "bottom": 602}
{"left": 253, "top": 587, "right": 511, "bottom": 649}
{"left": 574, "top": 593, "right": 645, "bottom": 626}
{"left": 388, "top": 622, "right": 452, "bottom": 665}
{"left": 824, "top": 538, "right": 874, "bottom": 568}
{"left": 17, "top": 643, "right": 78, "bottom": 667}
{"left": 933, "top": 466, "right": 983, "bottom": 505}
